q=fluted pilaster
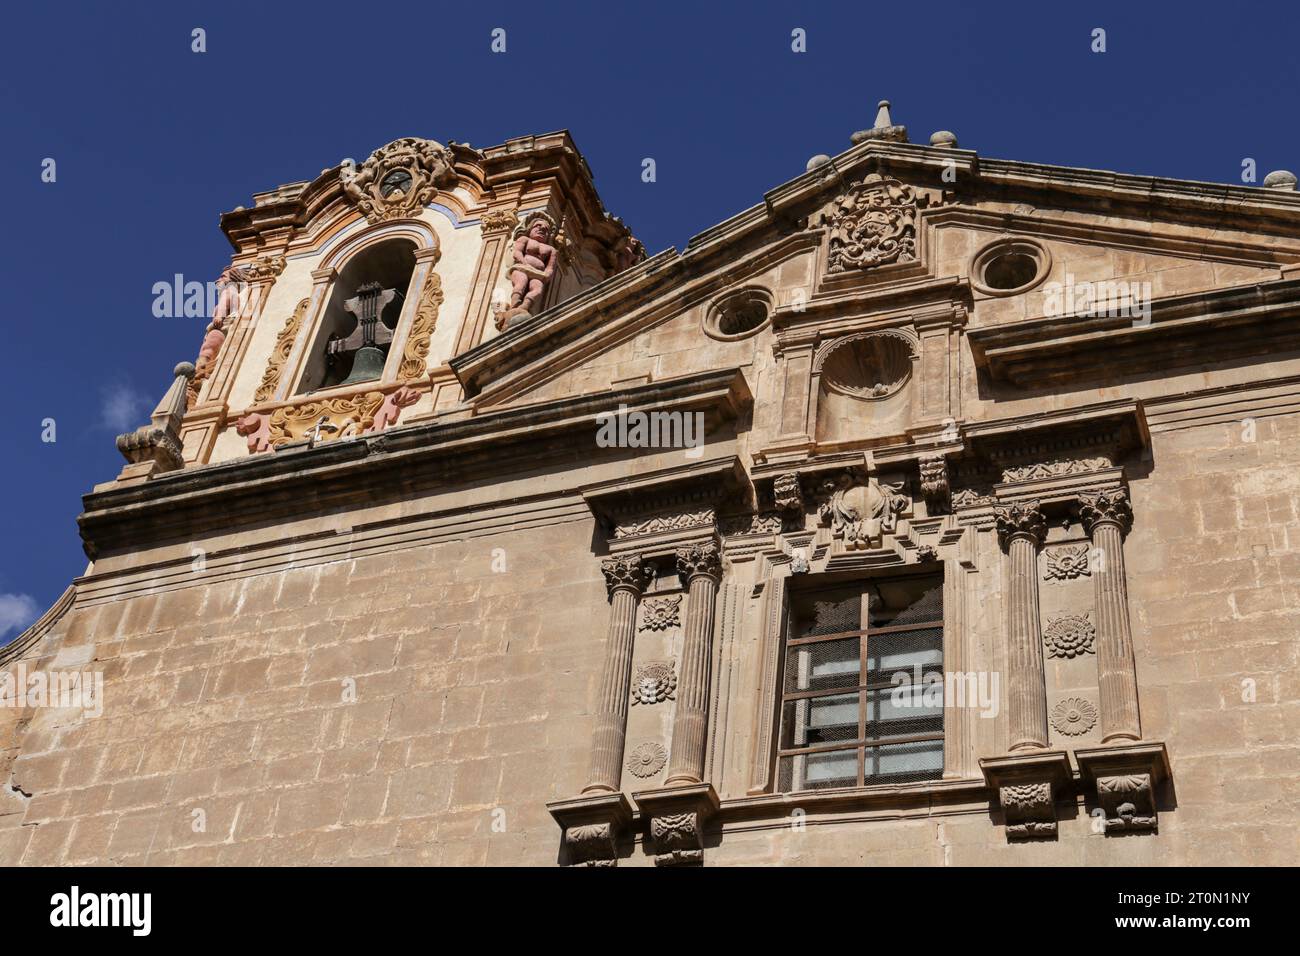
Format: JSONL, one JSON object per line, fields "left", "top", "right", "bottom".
{"left": 584, "top": 554, "right": 653, "bottom": 794}
{"left": 666, "top": 542, "right": 722, "bottom": 785}
{"left": 996, "top": 502, "right": 1049, "bottom": 752}
{"left": 1080, "top": 489, "right": 1141, "bottom": 742}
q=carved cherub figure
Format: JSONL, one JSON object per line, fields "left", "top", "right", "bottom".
{"left": 508, "top": 215, "right": 558, "bottom": 315}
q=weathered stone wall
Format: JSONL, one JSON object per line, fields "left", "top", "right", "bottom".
{"left": 2, "top": 415, "right": 1296, "bottom": 866}
{"left": 0, "top": 520, "right": 607, "bottom": 866}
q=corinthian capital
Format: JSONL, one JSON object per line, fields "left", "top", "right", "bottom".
{"left": 675, "top": 542, "right": 722, "bottom": 582}
{"left": 994, "top": 501, "right": 1047, "bottom": 549}
{"left": 1079, "top": 488, "right": 1133, "bottom": 537}
{"left": 601, "top": 554, "right": 654, "bottom": 598}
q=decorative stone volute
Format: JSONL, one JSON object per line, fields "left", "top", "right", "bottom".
{"left": 115, "top": 362, "right": 195, "bottom": 479}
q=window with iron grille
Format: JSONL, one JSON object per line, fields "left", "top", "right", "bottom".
{"left": 777, "top": 573, "right": 944, "bottom": 792}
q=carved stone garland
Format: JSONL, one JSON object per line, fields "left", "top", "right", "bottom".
{"left": 397, "top": 270, "right": 443, "bottom": 380}
{"left": 254, "top": 297, "right": 310, "bottom": 404}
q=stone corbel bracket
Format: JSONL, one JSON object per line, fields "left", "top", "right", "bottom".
{"left": 546, "top": 792, "right": 634, "bottom": 867}
{"left": 980, "top": 751, "right": 1073, "bottom": 842}
{"left": 632, "top": 782, "right": 721, "bottom": 867}
{"left": 1075, "top": 742, "right": 1172, "bottom": 835}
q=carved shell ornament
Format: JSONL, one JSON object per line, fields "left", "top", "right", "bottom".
{"left": 815, "top": 330, "right": 917, "bottom": 400}
{"left": 630, "top": 661, "right": 677, "bottom": 705}
{"left": 626, "top": 742, "right": 667, "bottom": 778}
{"left": 1043, "top": 612, "right": 1096, "bottom": 658}
{"left": 340, "top": 137, "right": 457, "bottom": 223}
{"left": 1050, "top": 697, "right": 1098, "bottom": 736}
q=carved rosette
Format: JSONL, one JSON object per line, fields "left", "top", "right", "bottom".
{"left": 1050, "top": 697, "right": 1099, "bottom": 736}
{"left": 999, "top": 782, "right": 1058, "bottom": 840}
{"left": 1043, "top": 613, "right": 1097, "bottom": 658}
{"left": 600, "top": 555, "right": 654, "bottom": 599}
{"left": 814, "top": 174, "right": 919, "bottom": 272}
{"left": 253, "top": 297, "right": 310, "bottom": 404}
{"left": 772, "top": 473, "right": 804, "bottom": 514}
{"left": 675, "top": 542, "right": 722, "bottom": 582}
{"left": 563, "top": 822, "right": 618, "bottom": 867}
{"left": 1079, "top": 488, "right": 1134, "bottom": 536}
{"left": 267, "top": 390, "right": 387, "bottom": 447}
{"left": 626, "top": 741, "right": 667, "bottom": 779}
{"left": 994, "top": 501, "right": 1048, "bottom": 549}
{"left": 639, "top": 596, "right": 681, "bottom": 631}
{"left": 919, "top": 456, "right": 951, "bottom": 513}
{"left": 630, "top": 662, "right": 677, "bottom": 705}
{"left": 1044, "top": 544, "right": 1090, "bottom": 580}
{"left": 648, "top": 811, "right": 705, "bottom": 867}
{"left": 397, "top": 270, "right": 444, "bottom": 380}
{"left": 341, "top": 137, "right": 457, "bottom": 223}
{"left": 1095, "top": 773, "right": 1157, "bottom": 832}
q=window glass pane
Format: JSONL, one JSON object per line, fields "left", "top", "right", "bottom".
{"left": 864, "top": 687, "right": 943, "bottom": 740}
{"left": 866, "top": 626, "right": 943, "bottom": 681}
{"left": 871, "top": 574, "right": 943, "bottom": 627}
{"left": 780, "top": 693, "right": 859, "bottom": 749}
{"left": 779, "top": 749, "right": 858, "bottom": 792}
{"left": 784, "top": 637, "right": 859, "bottom": 693}
{"left": 790, "top": 586, "right": 861, "bottom": 638}
{"left": 863, "top": 739, "right": 943, "bottom": 784}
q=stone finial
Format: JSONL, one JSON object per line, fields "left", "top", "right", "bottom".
{"left": 806, "top": 154, "right": 832, "bottom": 172}
{"left": 929, "top": 130, "right": 958, "bottom": 148}
{"left": 1263, "top": 170, "right": 1297, "bottom": 191}
{"left": 850, "top": 99, "right": 908, "bottom": 146}
{"left": 115, "top": 362, "right": 195, "bottom": 479}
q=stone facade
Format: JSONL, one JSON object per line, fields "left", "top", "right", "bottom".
{"left": 2, "top": 113, "right": 1298, "bottom": 865}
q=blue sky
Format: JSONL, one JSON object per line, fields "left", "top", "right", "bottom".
{"left": 2, "top": 0, "right": 1297, "bottom": 642}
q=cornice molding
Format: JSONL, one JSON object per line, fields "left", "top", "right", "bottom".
{"left": 969, "top": 276, "right": 1300, "bottom": 387}
{"left": 78, "top": 368, "right": 751, "bottom": 560}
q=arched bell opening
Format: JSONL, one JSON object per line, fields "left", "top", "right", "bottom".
{"left": 297, "top": 238, "right": 417, "bottom": 393}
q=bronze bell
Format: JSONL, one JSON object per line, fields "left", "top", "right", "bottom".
{"left": 338, "top": 345, "right": 388, "bottom": 386}
{"left": 329, "top": 282, "right": 399, "bottom": 386}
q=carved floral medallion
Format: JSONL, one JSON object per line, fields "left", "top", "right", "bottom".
{"left": 1043, "top": 612, "right": 1096, "bottom": 658}
{"left": 630, "top": 661, "right": 677, "bottom": 705}
{"left": 639, "top": 597, "right": 681, "bottom": 632}
{"left": 626, "top": 741, "right": 667, "bottom": 778}
{"left": 1050, "top": 697, "right": 1098, "bottom": 736}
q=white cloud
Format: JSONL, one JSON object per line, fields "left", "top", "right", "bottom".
{"left": 100, "top": 380, "right": 153, "bottom": 432}
{"left": 0, "top": 593, "right": 39, "bottom": 641}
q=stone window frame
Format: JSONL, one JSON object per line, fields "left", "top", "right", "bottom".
{"left": 701, "top": 285, "right": 774, "bottom": 342}
{"left": 969, "top": 236, "right": 1052, "bottom": 298}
